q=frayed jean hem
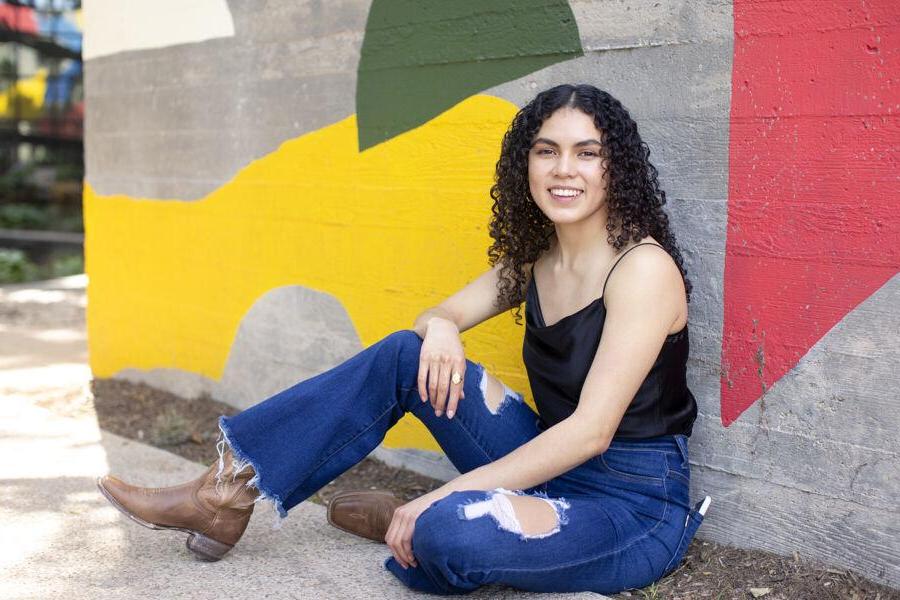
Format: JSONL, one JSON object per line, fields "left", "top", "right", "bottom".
{"left": 217, "top": 415, "right": 289, "bottom": 525}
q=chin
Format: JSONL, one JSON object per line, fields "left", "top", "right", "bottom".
{"left": 539, "top": 206, "right": 592, "bottom": 225}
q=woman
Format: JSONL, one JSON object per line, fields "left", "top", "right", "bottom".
{"left": 97, "top": 83, "right": 707, "bottom": 595}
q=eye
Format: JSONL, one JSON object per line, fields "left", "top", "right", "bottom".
{"left": 579, "top": 151, "right": 598, "bottom": 158}
{"left": 535, "top": 148, "right": 555, "bottom": 155}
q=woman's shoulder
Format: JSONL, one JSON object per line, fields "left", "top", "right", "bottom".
{"left": 604, "top": 236, "right": 687, "bottom": 330}
{"left": 613, "top": 236, "right": 679, "bottom": 277}
{"left": 604, "top": 236, "right": 668, "bottom": 284}
{"left": 619, "top": 235, "right": 665, "bottom": 254}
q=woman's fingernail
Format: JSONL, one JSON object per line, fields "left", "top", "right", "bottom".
{"left": 447, "top": 410, "right": 454, "bottom": 419}
{"left": 435, "top": 410, "right": 442, "bottom": 417}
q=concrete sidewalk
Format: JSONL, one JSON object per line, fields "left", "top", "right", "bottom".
{"left": 0, "top": 276, "right": 605, "bottom": 599}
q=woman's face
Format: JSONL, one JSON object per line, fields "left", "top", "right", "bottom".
{"left": 527, "top": 107, "right": 609, "bottom": 226}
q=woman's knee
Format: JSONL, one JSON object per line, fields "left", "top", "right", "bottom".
{"left": 379, "top": 329, "right": 422, "bottom": 355}
{"left": 413, "top": 491, "right": 485, "bottom": 559}
{"left": 411, "top": 491, "right": 496, "bottom": 590}
{"left": 369, "top": 330, "right": 423, "bottom": 389}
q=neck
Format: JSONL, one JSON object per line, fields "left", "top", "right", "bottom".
{"left": 549, "top": 211, "right": 617, "bottom": 273}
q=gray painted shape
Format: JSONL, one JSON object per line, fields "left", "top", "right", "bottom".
{"left": 686, "top": 275, "right": 900, "bottom": 580}
{"left": 84, "top": 0, "right": 372, "bottom": 199}
{"left": 694, "top": 465, "right": 900, "bottom": 589}
{"left": 115, "top": 285, "right": 462, "bottom": 482}
{"left": 215, "top": 285, "right": 363, "bottom": 410}
{"left": 119, "top": 286, "right": 361, "bottom": 410}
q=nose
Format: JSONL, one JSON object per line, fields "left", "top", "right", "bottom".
{"left": 552, "top": 152, "right": 577, "bottom": 178}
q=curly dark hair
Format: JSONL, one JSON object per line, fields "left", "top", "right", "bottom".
{"left": 487, "top": 83, "right": 693, "bottom": 325}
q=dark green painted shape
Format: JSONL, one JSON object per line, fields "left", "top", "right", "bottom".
{"left": 356, "top": 0, "right": 583, "bottom": 151}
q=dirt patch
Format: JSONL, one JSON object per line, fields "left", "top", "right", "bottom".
{"left": 624, "top": 541, "right": 899, "bottom": 600}
{"left": 85, "top": 377, "right": 445, "bottom": 506}
{"left": 47, "top": 377, "right": 900, "bottom": 600}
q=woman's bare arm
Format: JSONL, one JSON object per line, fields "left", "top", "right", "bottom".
{"left": 412, "top": 261, "right": 526, "bottom": 338}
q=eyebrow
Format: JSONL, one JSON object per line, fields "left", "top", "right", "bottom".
{"left": 531, "top": 137, "right": 602, "bottom": 148}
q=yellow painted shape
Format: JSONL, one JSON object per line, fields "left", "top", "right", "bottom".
{"left": 0, "top": 68, "right": 47, "bottom": 119}
{"left": 85, "top": 94, "right": 532, "bottom": 452}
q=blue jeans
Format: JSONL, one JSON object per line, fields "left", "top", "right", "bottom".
{"left": 218, "top": 329, "right": 705, "bottom": 595}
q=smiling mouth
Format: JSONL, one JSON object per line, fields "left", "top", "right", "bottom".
{"left": 548, "top": 187, "right": 583, "bottom": 200}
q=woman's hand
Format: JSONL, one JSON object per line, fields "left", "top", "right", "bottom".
{"left": 418, "top": 317, "right": 466, "bottom": 419}
{"left": 385, "top": 491, "right": 446, "bottom": 569}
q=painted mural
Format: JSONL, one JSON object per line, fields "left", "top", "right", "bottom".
{"left": 722, "top": 0, "right": 898, "bottom": 425}
{"left": 82, "top": 0, "right": 899, "bottom": 587}
{"left": 84, "top": 95, "right": 523, "bottom": 451}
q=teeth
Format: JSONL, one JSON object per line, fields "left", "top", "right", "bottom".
{"left": 550, "top": 189, "right": 581, "bottom": 197}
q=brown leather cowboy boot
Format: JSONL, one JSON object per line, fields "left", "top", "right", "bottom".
{"left": 326, "top": 490, "right": 405, "bottom": 542}
{"left": 96, "top": 449, "right": 259, "bottom": 561}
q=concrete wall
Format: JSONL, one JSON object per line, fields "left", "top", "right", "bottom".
{"left": 82, "top": 0, "right": 899, "bottom": 587}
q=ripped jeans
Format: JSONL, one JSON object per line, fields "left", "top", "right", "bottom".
{"left": 217, "top": 329, "right": 705, "bottom": 595}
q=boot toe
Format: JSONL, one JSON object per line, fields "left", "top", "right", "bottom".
{"left": 96, "top": 475, "right": 160, "bottom": 530}
{"left": 327, "top": 490, "right": 404, "bottom": 543}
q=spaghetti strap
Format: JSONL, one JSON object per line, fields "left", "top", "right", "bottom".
{"left": 601, "top": 242, "right": 666, "bottom": 298}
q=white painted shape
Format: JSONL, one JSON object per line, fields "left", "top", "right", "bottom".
{"left": 83, "top": 0, "right": 235, "bottom": 60}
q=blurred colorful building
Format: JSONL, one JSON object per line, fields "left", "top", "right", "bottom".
{"left": 1, "top": 0, "right": 82, "bottom": 171}
{"left": 0, "top": 0, "right": 83, "bottom": 281}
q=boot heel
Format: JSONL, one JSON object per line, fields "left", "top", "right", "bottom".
{"left": 186, "top": 533, "right": 233, "bottom": 561}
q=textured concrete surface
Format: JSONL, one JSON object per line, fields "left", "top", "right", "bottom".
{"left": 0, "top": 277, "right": 606, "bottom": 599}
{"left": 0, "top": 274, "right": 90, "bottom": 401}
{"left": 84, "top": 0, "right": 370, "bottom": 199}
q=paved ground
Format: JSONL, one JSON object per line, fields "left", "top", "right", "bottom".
{"left": 0, "top": 275, "right": 605, "bottom": 600}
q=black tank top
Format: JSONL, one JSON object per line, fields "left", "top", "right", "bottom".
{"left": 522, "top": 243, "right": 697, "bottom": 438}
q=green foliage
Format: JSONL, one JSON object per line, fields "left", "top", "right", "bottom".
{"left": 0, "top": 202, "right": 83, "bottom": 232}
{"left": 0, "top": 203, "right": 50, "bottom": 229}
{"left": 150, "top": 406, "right": 192, "bottom": 446}
{"left": 0, "top": 165, "right": 38, "bottom": 196}
{"left": 52, "top": 162, "right": 85, "bottom": 182}
{"left": 52, "top": 210, "right": 85, "bottom": 233}
{"left": 49, "top": 253, "right": 83, "bottom": 277}
{"left": 0, "top": 248, "right": 40, "bottom": 283}
{"left": 0, "top": 248, "right": 83, "bottom": 284}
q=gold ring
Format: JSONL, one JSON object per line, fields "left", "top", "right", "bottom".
{"left": 451, "top": 372, "right": 462, "bottom": 385}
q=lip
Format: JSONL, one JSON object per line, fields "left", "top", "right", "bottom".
{"left": 548, "top": 187, "right": 583, "bottom": 203}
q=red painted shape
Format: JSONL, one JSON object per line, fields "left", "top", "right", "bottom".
{"left": 0, "top": 5, "right": 38, "bottom": 35}
{"left": 722, "top": 0, "right": 899, "bottom": 425}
